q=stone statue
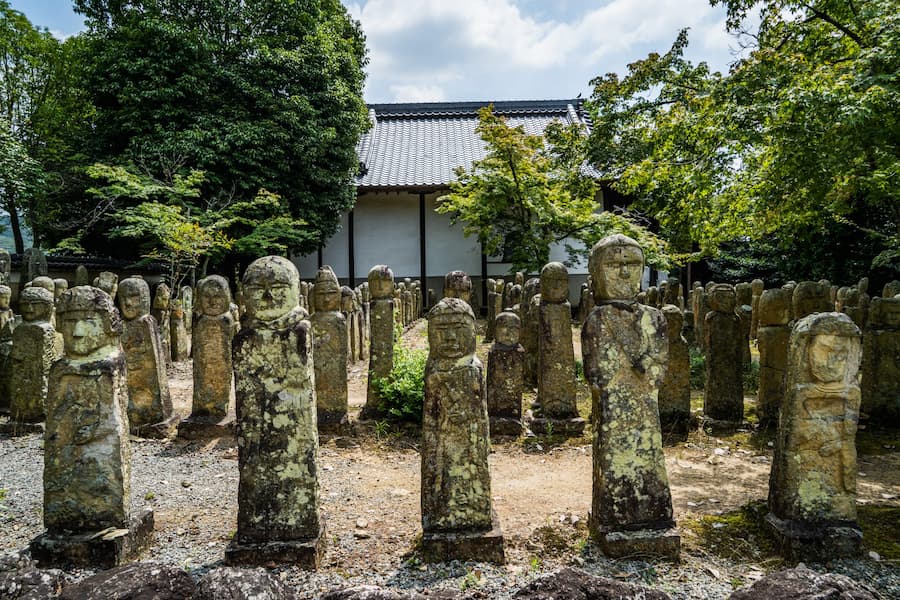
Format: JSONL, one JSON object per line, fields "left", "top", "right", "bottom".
{"left": 421, "top": 298, "right": 505, "bottom": 563}
{"left": 362, "top": 265, "right": 395, "bottom": 419}
{"left": 735, "top": 282, "right": 753, "bottom": 365}
{"left": 704, "top": 284, "right": 744, "bottom": 427}
{"left": 0, "top": 248, "right": 10, "bottom": 285}
{"left": 582, "top": 234, "right": 678, "bottom": 558}
{"left": 229, "top": 256, "right": 323, "bottom": 567}
{"left": 151, "top": 282, "right": 172, "bottom": 364}
{"left": 0, "top": 285, "right": 15, "bottom": 413}
{"left": 750, "top": 279, "right": 765, "bottom": 339}
{"left": 659, "top": 304, "right": 690, "bottom": 429}
{"left": 793, "top": 281, "right": 832, "bottom": 321}
{"left": 767, "top": 312, "right": 862, "bottom": 561}
{"left": 860, "top": 297, "right": 900, "bottom": 424}
{"left": 94, "top": 271, "right": 118, "bottom": 300}
{"left": 533, "top": 262, "right": 584, "bottom": 436}
{"left": 118, "top": 277, "right": 175, "bottom": 437}
{"left": 311, "top": 266, "right": 348, "bottom": 431}
{"left": 179, "top": 275, "right": 235, "bottom": 438}
{"left": 487, "top": 311, "right": 525, "bottom": 437}
{"left": 74, "top": 265, "right": 89, "bottom": 287}
{"left": 757, "top": 287, "right": 794, "bottom": 426}
{"left": 31, "top": 286, "right": 153, "bottom": 567}
{"left": 484, "top": 278, "right": 498, "bottom": 343}
{"left": 521, "top": 278, "right": 541, "bottom": 389}
{"left": 23, "top": 247, "right": 47, "bottom": 282}
{"left": 9, "top": 287, "right": 62, "bottom": 423}
{"left": 443, "top": 270, "right": 473, "bottom": 306}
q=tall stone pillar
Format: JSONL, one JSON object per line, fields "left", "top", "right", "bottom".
{"left": 582, "top": 234, "right": 678, "bottom": 558}
{"left": 704, "top": 284, "right": 744, "bottom": 427}
{"left": 757, "top": 287, "right": 794, "bottom": 426}
{"left": 311, "top": 266, "right": 348, "bottom": 431}
{"left": 487, "top": 311, "right": 525, "bottom": 437}
{"left": 228, "top": 256, "right": 324, "bottom": 567}
{"left": 362, "top": 265, "right": 395, "bottom": 419}
{"left": 659, "top": 305, "right": 691, "bottom": 429}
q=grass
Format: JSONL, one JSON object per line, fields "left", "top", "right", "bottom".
{"left": 680, "top": 500, "right": 782, "bottom": 565}
{"left": 858, "top": 505, "right": 900, "bottom": 559}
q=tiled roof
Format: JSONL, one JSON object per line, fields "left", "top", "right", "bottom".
{"left": 356, "top": 99, "right": 591, "bottom": 190}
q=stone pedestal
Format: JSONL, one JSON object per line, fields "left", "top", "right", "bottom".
{"left": 225, "top": 522, "right": 326, "bottom": 569}
{"left": 420, "top": 513, "right": 506, "bottom": 564}
{"left": 765, "top": 513, "right": 861, "bottom": 563}
{"left": 31, "top": 508, "right": 154, "bottom": 569}
{"left": 595, "top": 526, "right": 681, "bottom": 560}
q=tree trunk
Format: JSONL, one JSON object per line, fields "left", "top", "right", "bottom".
{"left": 6, "top": 201, "right": 24, "bottom": 254}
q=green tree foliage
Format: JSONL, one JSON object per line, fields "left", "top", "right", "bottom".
{"left": 587, "top": 0, "right": 899, "bottom": 281}
{"left": 437, "top": 106, "right": 670, "bottom": 273}
{"left": 54, "top": 0, "right": 368, "bottom": 262}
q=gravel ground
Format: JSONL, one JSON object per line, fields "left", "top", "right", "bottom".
{"left": 1, "top": 428, "right": 898, "bottom": 599}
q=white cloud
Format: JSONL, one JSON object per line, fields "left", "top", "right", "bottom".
{"left": 346, "top": 0, "right": 736, "bottom": 102}
{"left": 388, "top": 84, "right": 447, "bottom": 102}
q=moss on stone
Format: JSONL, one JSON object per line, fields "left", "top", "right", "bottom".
{"left": 681, "top": 500, "right": 782, "bottom": 564}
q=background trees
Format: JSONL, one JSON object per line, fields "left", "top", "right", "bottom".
{"left": 586, "top": 0, "right": 899, "bottom": 283}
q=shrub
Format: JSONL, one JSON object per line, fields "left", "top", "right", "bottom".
{"left": 743, "top": 360, "right": 760, "bottom": 394}
{"left": 373, "top": 343, "right": 427, "bottom": 423}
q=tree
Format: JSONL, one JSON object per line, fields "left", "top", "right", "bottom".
{"left": 437, "top": 106, "right": 669, "bottom": 273}
{"left": 53, "top": 0, "right": 369, "bottom": 262}
{"left": 586, "top": 0, "right": 899, "bottom": 281}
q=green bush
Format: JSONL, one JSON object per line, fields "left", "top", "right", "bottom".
{"left": 373, "top": 344, "right": 427, "bottom": 423}
{"left": 689, "top": 347, "right": 706, "bottom": 390}
{"left": 743, "top": 360, "right": 760, "bottom": 394}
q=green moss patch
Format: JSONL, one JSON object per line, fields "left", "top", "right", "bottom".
{"left": 681, "top": 500, "right": 782, "bottom": 565}
{"left": 858, "top": 505, "right": 900, "bottom": 559}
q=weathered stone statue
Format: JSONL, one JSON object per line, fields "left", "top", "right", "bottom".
{"left": 9, "top": 287, "right": 62, "bottom": 423}
{"left": 533, "top": 262, "right": 584, "bottom": 436}
{"left": 180, "top": 285, "right": 194, "bottom": 356}
{"left": 118, "top": 277, "right": 176, "bottom": 437}
{"left": 860, "top": 297, "right": 900, "bottom": 425}
{"left": 23, "top": 247, "right": 48, "bottom": 282}
{"left": 0, "top": 248, "right": 10, "bottom": 285}
{"left": 750, "top": 279, "right": 765, "bottom": 339}
{"left": 582, "top": 234, "right": 678, "bottom": 558}
{"left": 692, "top": 283, "right": 708, "bottom": 350}
{"left": 757, "top": 287, "right": 794, "bottom": 426}
{"left": 767, "top": 312, "right": 862, "bottom": 561}
{"left": 883, "top": 280, "right": 900, "bottom": 299}
{"left": 356, "top": 288, "right": 368, "bottom": 361}
{"left": 229, "top": 256, "right": 323, "bottom": 567}
{"left": 170, "top": 299, "right": 190, "bottom": 361}
{"left": 659, "top": 305, "right": 691, "bottom": 429}
{"left": 341, "top": 286, "right": 357, "bottom": 361}
{"left": 31, "top": 286, "right": 153, "bottom": 567}
{"left": 735, "top": 282, "right": 753, "bottom": 366}
{"left": 179, "top": 275, "right": 235, "bottom": 438}
{"left": 311, "top": 266, "right": 348, "bottom": 431}
{"left": 151, "top": 282, "right": 172, "bottom": 364}
{"left": 31, "top": 275, "right": 55, "bottom": 294}
{"left": 421, "top": 298, "right": 505, "bottom": 563}
{"left": 299, "top": 281, "right": 309, "bottom": 313}
{"left": 487, "top": 311, "right": 525, "bottom": 437}
{"left": 646, "top": 285, "right": 659, "bottom": 307}
{"left": 485, "top": 278, "right": 498, "bottom": 343}
{"left": 704, "top": 284, "right": 744, "bottom": 427}
{"left": 793, "top": 281, "right": 832, "bottom": 321}
{"left": 94, "top": 271, "right": 118, "bottom": 300}
{"left": 443, "top": 270, "right": 473, "bottom": 307}
{"left": 74, "top": 265, "right": 89, "bottom": 287}
{"left": 0, "top": 285, "right": 15, "bottom": 413}
{"left": 362, "top": 265, "right": 394, "bottom": 419}
{"left": 521, "top": 278, "right": 541, "bottom": 389}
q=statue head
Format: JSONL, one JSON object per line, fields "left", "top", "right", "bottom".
{"left": 522, "top": 278, "right": 540, "bottom": 305}
{"left": 495, "top": 311, "right": 521, "bottom": 346}
{"left": 792, "top": 281, "right": 831, "bottom": 320}
{"left": 242, "top": 256, "right": 301, "bottom": 323}
{"left": 662, "top": 304, "right": 684, "bottom": 336}
{"left": 96, "top": 271, "right": 118, "bottom": 298}
{"left": 427, "top": 297, "right": 476, "bottom": 361}
{"left": 514, "top": 271, "right": 525, "bottom": 286}
{"left": 152, "top": 282, "right": 171, "bottom": 310}
{"left": 0, "top": 249, "right": 9, "bottom": 275}
{"left": 443, "top": 270, "right": 472, "bottom": 300}
{"left": 751, "top": 279, "right": 764, "bottom": 295}
{"left": 53, "top": 278, "right": 69, "bottom": 301}
{"left": 789, "top": 312, "right": 860, "bottom": 388}
{"left": 758, "top": 288, "right": 792, "bottom": 326}
{"left": 540, "top": 262, "right": 569, "bottom": 303}
{"left": 340, "top": 286, "right": 354, "bottom": 313}
{"left": 0, "top": 285, "right": 10, "bottom": 309}
{"left": 313, "top": 266, "right": 341, "bottom": 312}
{"left": 368, "top": 265, "right": 394, "bottom": 300}
{"left": 19, "top": 287, "right": 54, "bottom": 323}
{"left": 869, "top": 297, "right": 900, "bottom": 329}
{"left": 57, "top": 286, "right": 122, "bottom": 358}
{"left": 708, "top": 284, "right": 736, "bottom": 313}
{"left": 118, "top": 277, "right": 151, "bottom": 320}
{"left": 31, "top": 276, "right": 54, "bottom": 294}
{"left": 735, "top": 282, "right": 752, "bottom": 307}
{"left": 197, "top": 275, "right": 231, "bottom": 317}
{"left": 588, "top": 234, "right": 644, "bottom": 301}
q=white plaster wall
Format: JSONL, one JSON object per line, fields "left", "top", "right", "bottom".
{"left": 294, "top": 212, "right": 350, "bottom": 280}
{"left": 424, "top": 194, "right": 482, "bottom": 277}
{"left": 354, "top": 193, "right": 420, "bottom": 279}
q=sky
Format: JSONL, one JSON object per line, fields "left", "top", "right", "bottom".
{"left": 10, "top": 0, "right": 746, "bottom": 103}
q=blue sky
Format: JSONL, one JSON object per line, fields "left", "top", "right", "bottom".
{"left": 10, "top": 0, "right": 745, "bottom": 103}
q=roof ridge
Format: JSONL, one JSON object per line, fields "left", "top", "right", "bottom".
{"left": 368, "top": 98, "right": 584, "bottom": 116}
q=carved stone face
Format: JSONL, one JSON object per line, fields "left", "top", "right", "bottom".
{"left": 197, "top": 275, "right": 231, "bottom": 317}
{"left": 153, "top": 283, "right": 171, "bottom": 310}
{"left": 540, "top": 262, "right": 569, "bottom": 303}
{"left": 313, "top": 267, "right": 341, "bottom": 312}
{"left": 589, "top": 239, "right": 644, "bottom": 301}
{"left": 368, "top": 265, "right": 394, "bottom": 299}
{"left": 429, "top": 314, "right": 475, "bottom": 360}
{"left": 242, "top": 256, "right": 300, "bottom": 322}
{"left": 709, "top": 284, "right": 736, "bottom": 313}
{"left": 0, "top": 250, "right": 9, "bottom": 274}
{"left": 32, "top": 276, "right": 54, "bottom": 293}
{"left": 19, "top": 288, "right": 54, "bottom": 323}
{"left": 808, "top": 334, "right": 852, "bottom": 383}
{"left": 0, "top": 286, "right": 10, "bottom": 310}
{"left": 57, "top": 287, "right": 120, "bottom": 357}
{"left": 118, "top": 278, "right": 151, "bottom": 320}
{"left": 495, "top": 311, "right": 520, "bottom": 346}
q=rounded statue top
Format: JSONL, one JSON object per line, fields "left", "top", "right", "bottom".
{"left": 588, "top": 234, "right": 644, "bottom": 302}
{"left": 751, "top": 279, "right": 765, "bottom": 294}
{"left": 152, "top": 282, "right": 171, "bottom": 309}
{"left": 540, "top": 262, "right": 569, "bottom": 303}
{"left": 118, "top": 277, "right": 151, "bottom": 321}
{"left": 57, "top": 286, "right": 123, "bottom": 359}
{"left": 19, "top": 286, "right": 55, "bottom": 323}
{"left": 53, "top": 278, "right": 69, "bottom": 299}
{"left": 522, "top": 278, "right": 540, "bottom": 303}
{"left": 428, "top": 297, "right": 476, "bottom": 361}
{"left": 313, "top": 266, "right": 341, "bottom": 312}
{"left": 197, "top": 275, "right": 232, "bottom": 317}
{"left": 790, "top": 312, "right": 860, "bottom": 388}
{"left": 514, "top": 271, "right": 525, "bottom": 286}
{"left": 495, "top": 311, "right": 521, "bottom": 346}
{"left": 368, "top": 265, "right": 394, "bottom": 299}
{"left": 242, "top": 255, "right": 301, "bottom": 323}
{"left": 31, "top": 276, "right": 54, "bottom": 294}
{"left": 0, "top": 249, "right": 9, "bottom": 272}
{"left": 443, "top": 270, "right": 472, "bottom": 299}
{"left": 95, "top": 271, "right": 118, "bottom": 298}
{"left": 708, "top": 283, "right": 736, "bottom": 313}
